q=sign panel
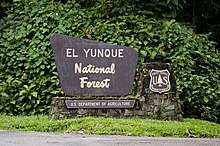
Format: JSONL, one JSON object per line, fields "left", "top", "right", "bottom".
{"left": 149, "top": 69, "right": 171, "bottom": 93}
{"left": 51, "top": 34, "right": 138, "bottom": 96}
{"left": 65, "top": 100, "right": 135, "bottom": 108}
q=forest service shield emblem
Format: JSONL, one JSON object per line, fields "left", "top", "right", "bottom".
{"left": 149, "top": 69, "right": 171, "bottom": 93}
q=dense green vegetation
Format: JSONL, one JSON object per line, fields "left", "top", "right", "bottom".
{"left": 0, "top": 115, "right": 220, "bottom": 138}
{"left": 179, "top": 0, "right": 220, "bottom": 47}
{"left": 0, "top": 0, "right": 219, "bottom": 123}
{"left": 1, "top": 0, "right": 220, "bottom": 45}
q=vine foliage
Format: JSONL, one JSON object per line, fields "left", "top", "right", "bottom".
{"left": 0, "top": 0, "right": 219, "bottom": 123}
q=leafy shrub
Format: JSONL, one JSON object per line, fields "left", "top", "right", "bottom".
{"left": 89, "top": 17, "right": 220, "bottom": 123}
{"left": 0, "top": 0, "right": 219, "bottom": 123}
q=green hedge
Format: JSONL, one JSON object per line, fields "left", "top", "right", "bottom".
{"left": 0, "top": 0, "right": 219, "bottom": 123}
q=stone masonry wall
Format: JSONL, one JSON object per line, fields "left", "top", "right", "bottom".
{"left": 137, "top": 62, "right": 182, "bottom": 120}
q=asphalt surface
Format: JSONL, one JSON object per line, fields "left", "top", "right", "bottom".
{"left": 0, "top": 130, "right": 219, "bottom": 146}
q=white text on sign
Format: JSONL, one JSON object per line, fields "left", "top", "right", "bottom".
{"left": 66, "top": 48, "right": 124, "bottom": 58}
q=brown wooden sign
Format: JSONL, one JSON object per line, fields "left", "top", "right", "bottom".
{"left": 65, "top": 100, "right": 135, "bottom": 108}
{"left": 50, "top": 34, "right": 138, "bottom": 96}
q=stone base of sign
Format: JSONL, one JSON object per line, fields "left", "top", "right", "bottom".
{"left": 49, "top": 96, "right": 182, "bottom": 121}
{"left": 136, "top": 62, "right": 182, "bottom": 121}
{"left": 49, "top": 62, "right": 183, "bottom": 121}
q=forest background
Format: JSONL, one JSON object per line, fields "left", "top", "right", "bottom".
{"left": 0, "top": 0, "right": 219, "bottom": 123}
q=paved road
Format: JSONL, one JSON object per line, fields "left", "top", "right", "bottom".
{"left": 0, "top": 130, "right": 219, "bottom": 146}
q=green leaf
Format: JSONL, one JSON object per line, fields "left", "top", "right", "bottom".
{"left": 23, "top": 85, "right": 29, "bottom": 89}
{"left": 142, "top": 10, "right": 154, "bottom": 15}
{"left": 140, "top": 50, "right": 147, "bottom": 57}
{"left": 40, "top": 65, "right": 45, "bottom": 69}
{"left": 19, "top": 90, "right": 26, "bottom": 96}
{"left": 35, "top": 60, "right": 42, "bottom": 67}
{"left": 1, "top": 93, "right": 9, "bottom": 98}
{"left": 158, "top": 1, "right": 167, "bottom": 7}
{"left": 172, "top": 0, "right": 178, "bottom": 6}
{"left": 27, "top": 24, "right": 32, "bottom": 30}
{"left": 10, "top": 100, "right": 16, "bottom": 104}
{"left": 150, "top": 51, "right": 157, "bottom": 59}
{"left": 204, "top": 97, "right": 209, "bottom": 103}
{"left": 29, "top": 83, "right": 36, "bottom": 89}
{"left": 32, "top": 92, "right": 38, "bottom": 97}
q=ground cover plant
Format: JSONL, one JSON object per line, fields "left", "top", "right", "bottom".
{"left": 0, "top": 0, "right": 219, "bottom": 123}
{"left": 0, "top": 115, "right": 219, "bottom": 138}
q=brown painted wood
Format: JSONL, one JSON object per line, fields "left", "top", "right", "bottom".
{"left": 50, "top": 34, "right": 138, "bottom": 96}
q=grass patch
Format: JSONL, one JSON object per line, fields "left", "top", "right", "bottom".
{"left": 0, "top": 115, "right": 219, "bottom": 138}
